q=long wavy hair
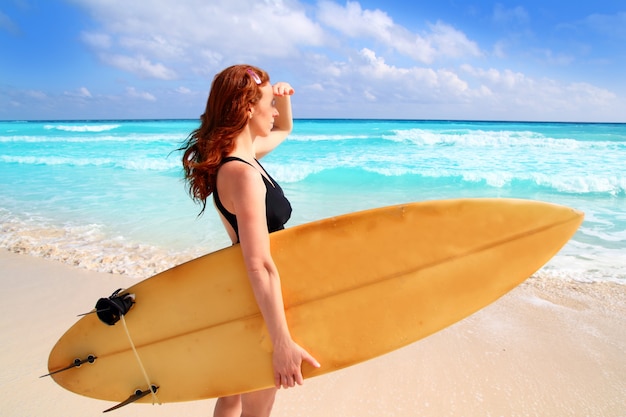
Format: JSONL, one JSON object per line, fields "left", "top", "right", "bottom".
{"left": 180, "top": 65, "right": 269, "bottom": 214}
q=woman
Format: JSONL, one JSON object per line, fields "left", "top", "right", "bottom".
{"left": 181, "top": 64, "right": 320, "bottom": 417}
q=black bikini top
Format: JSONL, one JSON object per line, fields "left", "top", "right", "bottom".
{"left": 213, "top": 156, "right": 292, "bottom": 242}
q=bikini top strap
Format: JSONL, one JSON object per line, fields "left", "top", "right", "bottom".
{"left": 221, "top": 156, "right": 254, "bottom": 167}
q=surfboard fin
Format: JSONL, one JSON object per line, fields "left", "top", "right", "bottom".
{"left": 103, "top": 385, "right": 159, "bottom": 413}
{"left": 40, "top": 355, "right": 97, "bottom": 378}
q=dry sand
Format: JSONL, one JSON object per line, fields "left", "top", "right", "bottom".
{"left": 1, "top": 249, "right": 624, "bottom": 417}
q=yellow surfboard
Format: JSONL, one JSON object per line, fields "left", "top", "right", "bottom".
{"left": 46, "top": 198, "right": 583, "bottom": 409}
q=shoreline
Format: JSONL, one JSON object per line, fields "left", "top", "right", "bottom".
{"left": 1, "top": 249, "right": 624, "bottom": 416}
{"left": 4, "top": 118, "right": 626, "bottom": 125}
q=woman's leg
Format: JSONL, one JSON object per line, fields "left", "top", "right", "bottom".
{"left": 213, "top": 395, "right": 242, "bottom": 417}
{"left": 240, "top": 387, "right": 278, "bottom": 417}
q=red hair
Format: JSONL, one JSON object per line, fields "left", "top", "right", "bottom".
{"left": 181, "top": 65, "right": 269, "bottom": 214}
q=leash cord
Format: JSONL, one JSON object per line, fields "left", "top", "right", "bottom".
{"left": 120, "top": 315, "right": 161, "bottom": 405}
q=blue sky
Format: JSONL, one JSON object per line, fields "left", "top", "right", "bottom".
{"left": 1, "top": 0, "right": 625, "bottom": 122}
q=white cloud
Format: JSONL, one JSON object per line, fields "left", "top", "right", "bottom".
{"left": 583, "top": 12, "right": 626, "bottom": 40}
{"left": 493, "top": 40, "right": 508, "bottom": 58}
{"left": 26, "top": 90, "right": 47, "bottom": 100}
{"left": 304, "top": 83, "right": 324, "bottom": 92}
{"left": 80, "top": 87, "right": 92, "bottom": 97}
{"left": 427, "top": 21, "right": 482, "bottom": 60}
{"left": 492, "top": 4, "right": 529, "bottom": 26}
{"left": 72, "top": 0, "right": 325, "bottom": 77}
{"left": 52, "top": 0, "right": 624, "bottom": 121}
{"left": 80, "top": 31, "right": 112, "bottom": 49}
{"left": 349, "top": 48, "right": 477, "bottom": 102}
{"left": 317, "top": 1, "right": 481, "bottom": 64}
{"left": 0, "top": 10, "right": 20, "bottom": 35}
{"left": 566, "top": 82, "right": 617, "bottom": 106}
{"left": 64, "top": 87, "right": 93, "bottom": 98}
{"left": 363, "top": 90, "right": 376, "bottom": 101}
{"left": 101, "top": 54, "right": 177, "bottom": 80}
{"left": 118, "top": 35, "right": 186, "bottom": 61}
{"left": 459, "top": 64, "right": 618, "bottom": 115}
{"left": 73, "top": 0, "right": 482, "bottom": 81}
{"left": 532, "top": 48, "right": 575, "bottom": 66}
{"left": 295, "top": 48, "right": 620, "bottom": 120}
{"left": 126, "top": 87, "right": 156, "bottom": 101}
{"left": 317, "top": 0, "right": 394, "bottom": 39}
{"left": 462, "top": 65, "right": 527, "bottom": 89}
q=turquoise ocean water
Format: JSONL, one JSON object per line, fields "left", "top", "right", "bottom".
{"left": 1, "top": 119, "right": 624, "bottom": 282}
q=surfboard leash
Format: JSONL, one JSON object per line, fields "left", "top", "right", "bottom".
{"left": 93, "top": 289, "right": 162, "bottom": 410}
{"left": 119, "top": 311, "right": 161, "bottom": 407}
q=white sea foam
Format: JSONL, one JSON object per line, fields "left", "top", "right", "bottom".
{"left": 1, "top": 208, "right": 622, "bottom": 284}
{"left": 264, "top": 162, "right": 325, "bottom": 183}
{"left": 540, "top": 250, "right": 626, "bottom": 283}
{"left": 43, "top": 124, "right": 121, "bottom": 132}
{"left": 382, "top": 128, "right": 623, "bottom": 150}
{"left": 0, "top": 155, "right": 180, "bottom": 171}
{"left": 8, "top": 148, "right": 620, "bottom": 195}
{"left": 288, "top": 133, "right": 370, "bottom": 141}
{"left": 117, "top": 158, "right": 179, "bottom": 171}
{"left": 0, "top": 212, "right": 200, "bottom": 279}
{"left": 532, "top": 173, "right": 626, "bottom": 195}
{"left": 0, "top": 133, "right": 182, "bottom": 143}
{"left": 1, "top": 155, "right": 111, "bottom": 166}
{"left": 359, "top": 165, "right": 625, "bottom": 195}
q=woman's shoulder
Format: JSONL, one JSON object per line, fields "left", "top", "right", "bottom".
{"left": 218, "top": 157, "right": 262, "bottom": 185}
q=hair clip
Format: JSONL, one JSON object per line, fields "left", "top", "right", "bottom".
{"left": 246, "top": 68, "right": 262, "bottom": 85}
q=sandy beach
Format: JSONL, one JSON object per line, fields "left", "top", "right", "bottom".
{"left": 1, "top": 249, "right": 624, "bottom": 417}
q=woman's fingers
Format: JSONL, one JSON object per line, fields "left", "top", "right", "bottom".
{"left": 273, "top": 343, "right": 321, "bottom": 389}
{"left": 272, "top": 82, "right": 295, "bottom": 96}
